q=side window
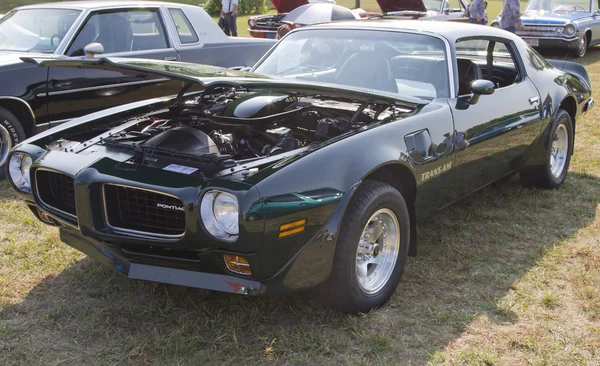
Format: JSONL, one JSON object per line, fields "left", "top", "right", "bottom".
{"left": 168, "top": 8, "right": 199, "bottom": 44}
{"left": 446, "top": 0, "right": 465, "bottom": 11}
{"left": 66, "top": 9, "right": 168, "bottom": 56}
{"left": 455, "top": 39, "right": 521, "bottom": 95}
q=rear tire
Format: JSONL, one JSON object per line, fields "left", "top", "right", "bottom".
{"left": 520, "top": 109, "right": 573, "bottom": 189}
{"left": 0, "top": 107, "right": 26, "bottom": 180}
{"left": 317, "top": 180, "right": 410, "bottom": 313}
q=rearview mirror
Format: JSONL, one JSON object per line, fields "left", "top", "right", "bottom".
{"left": 84, "top": 43, "right": 104, "bottom": 59}
{"left": 468, "top": 79, "right": 495, "bottom": 104}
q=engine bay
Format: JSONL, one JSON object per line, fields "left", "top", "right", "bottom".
{"left": 49, "top": 84, "right": 414, "bottom": 177}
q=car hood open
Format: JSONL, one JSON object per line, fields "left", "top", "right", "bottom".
{"left": 376, "top": 0, "right": 427, "bottom": 13}
{"left": 21, "top": 56, "right": 424, "bottom": 105}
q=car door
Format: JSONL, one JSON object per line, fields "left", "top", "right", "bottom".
{"left": 445, "top": 38, "right": 543, "bottom": 202}
{"left": 45, "top": 7, "right": 182, "bottom": 124}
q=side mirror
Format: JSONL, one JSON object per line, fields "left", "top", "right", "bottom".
{"left": 468, "top": 79, "right": 495, "bottom": 104}
{"left": 84, "top": 42, "right": 104, "bottom": 59}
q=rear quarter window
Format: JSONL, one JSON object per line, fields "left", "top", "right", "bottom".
{"left": 168, "top": 8, "right": 199, "bottom": 44}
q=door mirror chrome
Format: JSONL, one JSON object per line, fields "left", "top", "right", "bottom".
{"left": 468, "top": 79, "right": 495, "bottom": 104}
{"left": 84, "top": 43, "right": 104, "bottom": 59}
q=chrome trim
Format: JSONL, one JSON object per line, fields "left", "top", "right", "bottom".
{"left": 34, "top": 168, "right": 78, "bottom": 223}
{"left": 520, "top": 36, "right": 579, "bottom": 42}
{"left": 42, "top": 78, "right": 170, "bottom": 97}
{"left": 0, "top": 96, "right": 36, "bottom": 126}
{"left": 248, "top": 29, "right": 278, "bottom": 34}
{"left": 102, "top": 183, "right": 186, "bottom": 239}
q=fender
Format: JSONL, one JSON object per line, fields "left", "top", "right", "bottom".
{"left": 0, "top": 96, "right": 36, "bottom": 132}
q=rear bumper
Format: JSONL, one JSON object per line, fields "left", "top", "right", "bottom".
{"left": 60, "top": 228, "right": 261, "bottom": 295}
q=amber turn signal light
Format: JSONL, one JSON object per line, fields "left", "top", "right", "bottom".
{"left": 278, "top": 219, "right": 306, "bottom": 238}
{"left": 224, "top": 254, "right": 252, "bottom": 275}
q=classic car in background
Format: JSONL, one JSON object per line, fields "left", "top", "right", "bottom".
{"left": 247, "top": 0, "right": 366, "bottom": 38}
{"left": 490, "top": 0, "right": 599, "bottom": 57}
{"left": 7, "top": 21, "right": 593, "bottom": 313}
{"left": 379, "top": 0, "right": 470, "bottom": 22}
{"left": 0, "top": 1, "right": 276, "bottom": 179}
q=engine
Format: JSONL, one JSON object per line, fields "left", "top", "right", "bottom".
{"left": 89, "top": 84, "right": 402, "bottom": 175}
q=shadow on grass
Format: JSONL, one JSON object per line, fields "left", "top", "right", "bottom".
{"left": 1, "top": 172, "right": 599, "bottom": 364}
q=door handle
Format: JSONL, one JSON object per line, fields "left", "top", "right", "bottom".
{"left": 163, "top": 57, "right": 177, "bottom": 61}
{"left": 529, "top": 96, "right": 540, "bottom": 105}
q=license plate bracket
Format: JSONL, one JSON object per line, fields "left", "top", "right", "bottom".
{"left": 524, "top": 38, "right": 539, "bottom": 47}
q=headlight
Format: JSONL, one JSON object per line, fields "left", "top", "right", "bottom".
{"left": 564, "top": 24, "right": 576, "bottom": 36}
{"left": 249, "top": 19, "right": 256, "bottom": 27}
{"left": 490, "top": 22, "right": 500, "bottom": 28}
{"left": 8, "top": 152, "right": 32, "bottom": 193}
{"left": 555, "top": 26, "right": 564, "bottom": 34}
{"left": 201, "top": 190, "right": 239, "bottom": 242}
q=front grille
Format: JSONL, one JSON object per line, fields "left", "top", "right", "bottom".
{"left": 36, "top": 170, "right": 76, "bottom": 217}
{"left": 104, "top": 184, "right": 186, "bottom": 236}
{"left": 519, "top": 25, "right": 568, "bottom": 37}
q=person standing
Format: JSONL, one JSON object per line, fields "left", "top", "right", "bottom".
{"left": 221, "top": 0, "right": 238, "bottom": 37}
{"left": 500, "top": 0, "right": 523, "bottom": 33}
{"left": 469, "top": 0, "right": 487, "bottom": 25}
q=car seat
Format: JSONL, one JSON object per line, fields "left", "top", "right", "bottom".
{"left": 457, "top": 58, "right": 483, "bottom": 95}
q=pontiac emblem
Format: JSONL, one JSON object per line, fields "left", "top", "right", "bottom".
{"left": 156, "top": 203, "right": 185, "bottom": 211}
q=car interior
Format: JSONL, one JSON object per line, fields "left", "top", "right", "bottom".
{"left": 66, "top": 10, "right": 168, "bottom": 57}
{"left": 455, "top": 39, "right": 521, "bottom": 94}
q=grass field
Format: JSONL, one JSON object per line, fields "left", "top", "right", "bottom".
{"left": 1, "top": 1, "right": 600, "bottom": 365}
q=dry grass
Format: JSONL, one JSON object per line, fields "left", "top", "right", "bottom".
{"left": 1, "top": 41, "right": 600, "bottom": 366}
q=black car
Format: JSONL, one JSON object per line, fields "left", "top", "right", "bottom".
{"left": 6, "top": 20, "right": 594, "bottom": 313}
{"left": 0, "top": 1, "right": 275, "bottom": 178}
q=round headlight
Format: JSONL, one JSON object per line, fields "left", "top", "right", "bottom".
{"left": 8, "top": 152, "right": 32, "bottom": 193}
{"left": 490, "top": 22, "right": 500, "bottom": 28}
{"left": 200, "top": 190, "right": 239, "bottom": 241}
{"left": 555, "top": 26, "right": 564, "bottom": 34}
{"left": 565, "top": 24, "right": 576, "bottom": 36}
{"left": 249, "top": 19, "right": 256, "bottom": 27}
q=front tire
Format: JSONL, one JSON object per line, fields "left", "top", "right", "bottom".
{"left": 317, "top": 181, "right": 410, "bottom": 313}
{"left": 520, "top": 108, "right": 573, "bottom": 189}
{"left": 0, "top": 107, "right": 26, "bottom": 180}
{"left": 573, "top": 34, "right": 587, "bottom": 58}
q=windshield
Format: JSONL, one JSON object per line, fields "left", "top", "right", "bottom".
{"left": 525, "top": 0, "right": 590, "bottom": 12}
{"left": 253, "top": 29, "right": 450, "bottom": 99}
{"left": 0, "top": 9, "right": 81, "bottom": 53}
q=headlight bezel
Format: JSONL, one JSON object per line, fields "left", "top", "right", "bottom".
{"left": 564, "top": 24, "right": 577, "bottom": 36}
{"left": 7, "top": 152, "right": 33, "bottom": 193}
{"left": 200, "top": 189, "right": 240, "bottom": 242}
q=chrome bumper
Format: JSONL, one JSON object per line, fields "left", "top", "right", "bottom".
{"left": 583, "top": 97, "right": 594, "bottom": 114}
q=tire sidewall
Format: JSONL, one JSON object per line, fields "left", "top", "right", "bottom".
{"left": 544, "top": 110, "right": 573, "bottom": 186}
{"left": 341, "top": 186, "right": 410, "bottom": 311}
{"left": 0, "top": 108, "right": 26, "bottom": 179}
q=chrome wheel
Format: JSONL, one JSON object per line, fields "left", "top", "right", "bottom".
{"left": 578, "top": 35, "right": 587, "bottom": 58}
{"left": 550, "top": 124, "right": 569, "bottom": 178}
{"left": 355, "top": 208, "right": 400, "bottom": 294}
{"left": 0, "top": 124, "right": 13, "bottom": 168}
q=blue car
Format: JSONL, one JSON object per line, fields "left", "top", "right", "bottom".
{"left": 490, "top": 0, "right": 599, "bottom": 57}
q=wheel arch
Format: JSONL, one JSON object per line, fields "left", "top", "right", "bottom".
{"left": 362, "top": 162, "right": 418, "bottom": 257}
{"left": 0, "top": 97, "right": 36, "bottom": 137}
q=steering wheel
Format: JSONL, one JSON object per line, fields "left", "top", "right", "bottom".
{"left": 572, "top": 5, "right": 586, "bottom": 11}
{"left": 50, "top": 34, "right": 63, "bottom": 47}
